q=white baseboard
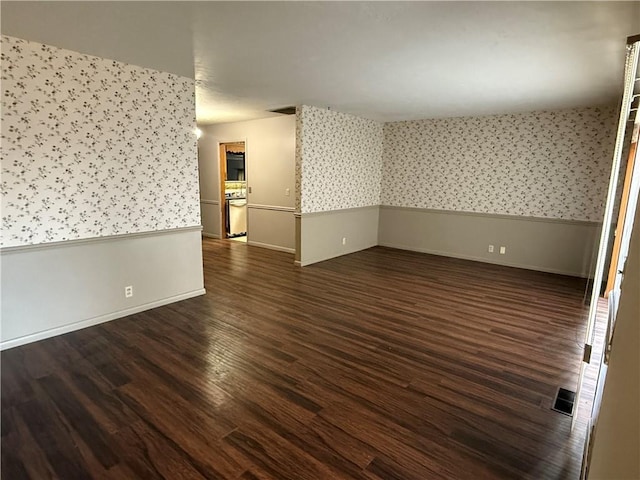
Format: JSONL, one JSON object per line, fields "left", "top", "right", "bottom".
{"left": 300, "top": 243, "right": 377, "bottom": 267}
{"left": 247, "top": 240, "right": 295, "bottom": 254}
{"left": 378, "top": 242, "right": 586, "bottom": 278}
{"left": 202, "top": 232, "right": 221, "bottom": 239}
{"left": 1, "top": 288, "right": 206, "bottom": 351}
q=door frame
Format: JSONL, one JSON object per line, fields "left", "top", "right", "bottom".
{"left": 217, "top": 139, "right": 248, "bottom": 239}
{"left": 606, "top": 118, "right": 640, "bottom": 294}
{"left": 573, "top": 38, "right": 640, "bottom": 433}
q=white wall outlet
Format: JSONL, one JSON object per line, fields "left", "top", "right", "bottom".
{"left": 285, "top": 188, "right": 290, "bottom": 196}
{"left": 499, "top": 246, "right": 506, "bottom": 255}
{"left": 342, "top": 237, "right": 347, "bottom": 245}
{"left": 488, "top": 245, "right": 494, "bottom": 253}
{"left": 125, "top": 285, "right": 133, "bottom": 298}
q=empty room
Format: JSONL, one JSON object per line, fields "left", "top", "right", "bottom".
{"left": 2, "top": 2, "right": 639, "bottom": 479}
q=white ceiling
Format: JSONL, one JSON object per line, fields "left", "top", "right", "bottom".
{"left": 2, "top": 1, "right": 639, "bottom": 124}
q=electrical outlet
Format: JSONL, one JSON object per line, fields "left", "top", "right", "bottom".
{"left": 285, "top": 188, "right": 290, "bottom": 196}
{"left": 125, "top": 285, "right": 133, "bottom": 298}
{"left": 500, "top": 246, "right": 506, "bottom": 255}
{"left": 342, "top": 237, "right": 347, "bottom": 245}
{"left": 488, "top": 245, "right": 494, "bottom": 253}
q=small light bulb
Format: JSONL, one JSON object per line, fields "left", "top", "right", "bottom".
{"left": 195, "top": 128, "right": 203, "bottom": 139}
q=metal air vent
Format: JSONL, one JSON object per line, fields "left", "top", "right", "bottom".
{"left": 268, "top": 106, "right": 297, "bottom": 115}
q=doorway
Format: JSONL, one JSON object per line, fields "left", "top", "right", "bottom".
{"left": 219, "top": 142, "right": 247, "bottom": 242}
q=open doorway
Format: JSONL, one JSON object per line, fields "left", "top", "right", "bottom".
{"left": 219, "top": 142, "right": 247, "bottom": 242}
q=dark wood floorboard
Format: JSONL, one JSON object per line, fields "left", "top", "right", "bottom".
{"left": 1, "top": 239, "right": 606, "bottom": 479}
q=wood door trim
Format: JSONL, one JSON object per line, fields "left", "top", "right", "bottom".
{"left": 219, "top": 143, "right": 227, "bottom": 238}
{"left": 605, "top": 125, "right": 639, "bottom": 294}
{"left": 225, "top": 142, "right": 245, "bottom": 153}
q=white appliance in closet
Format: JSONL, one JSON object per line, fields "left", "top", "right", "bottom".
{"left": 228, "top": 199, "right": 247, "bottom": 236}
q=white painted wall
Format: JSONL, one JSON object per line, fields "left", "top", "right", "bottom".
{"left": 378, "top": 207, "right": 600, "bottom": 277}
{"left": 198, "top": 135, "right": 223, "bottom": 237}
{"left": 300, "top": 206, "right": 379, "bottom": 266}
{"left": 1, "top": 228, "right": 205, "bottom": 350}
{"left": 198, "top": 115, "right": 296, "bottom": 251}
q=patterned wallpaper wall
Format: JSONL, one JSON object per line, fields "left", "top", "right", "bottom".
{"left": 297, "top": 105, "right": 383, "bottom": 213}
{"left": 1, "top": 35, "right": 201, "bottom": 248}
{"left": 381, "top": 107, "right": 617, "bottom": 222}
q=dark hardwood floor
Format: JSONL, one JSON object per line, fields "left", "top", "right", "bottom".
{"left": 1, "top": 239, "right": 605, "bottom": 479}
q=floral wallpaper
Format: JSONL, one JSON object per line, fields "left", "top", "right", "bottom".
{"left": 297, "top": 105, "right": 383, "bottom": 213}
{"left": 381, "top": 107, "right": 617, "bottom": 222}
{"left": 295, "top": 106, "right": 303, "bottom": 212}
{"left": 1, "top": 35, "right": 200, "bottom": 248}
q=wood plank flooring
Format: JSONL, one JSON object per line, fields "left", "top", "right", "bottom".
{"left": 1, "top": 239, "right": 604, "bottom": 479}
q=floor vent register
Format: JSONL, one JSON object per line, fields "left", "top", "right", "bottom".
{"left": 552, "top": 387, "right": 576, "bottom": 416}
